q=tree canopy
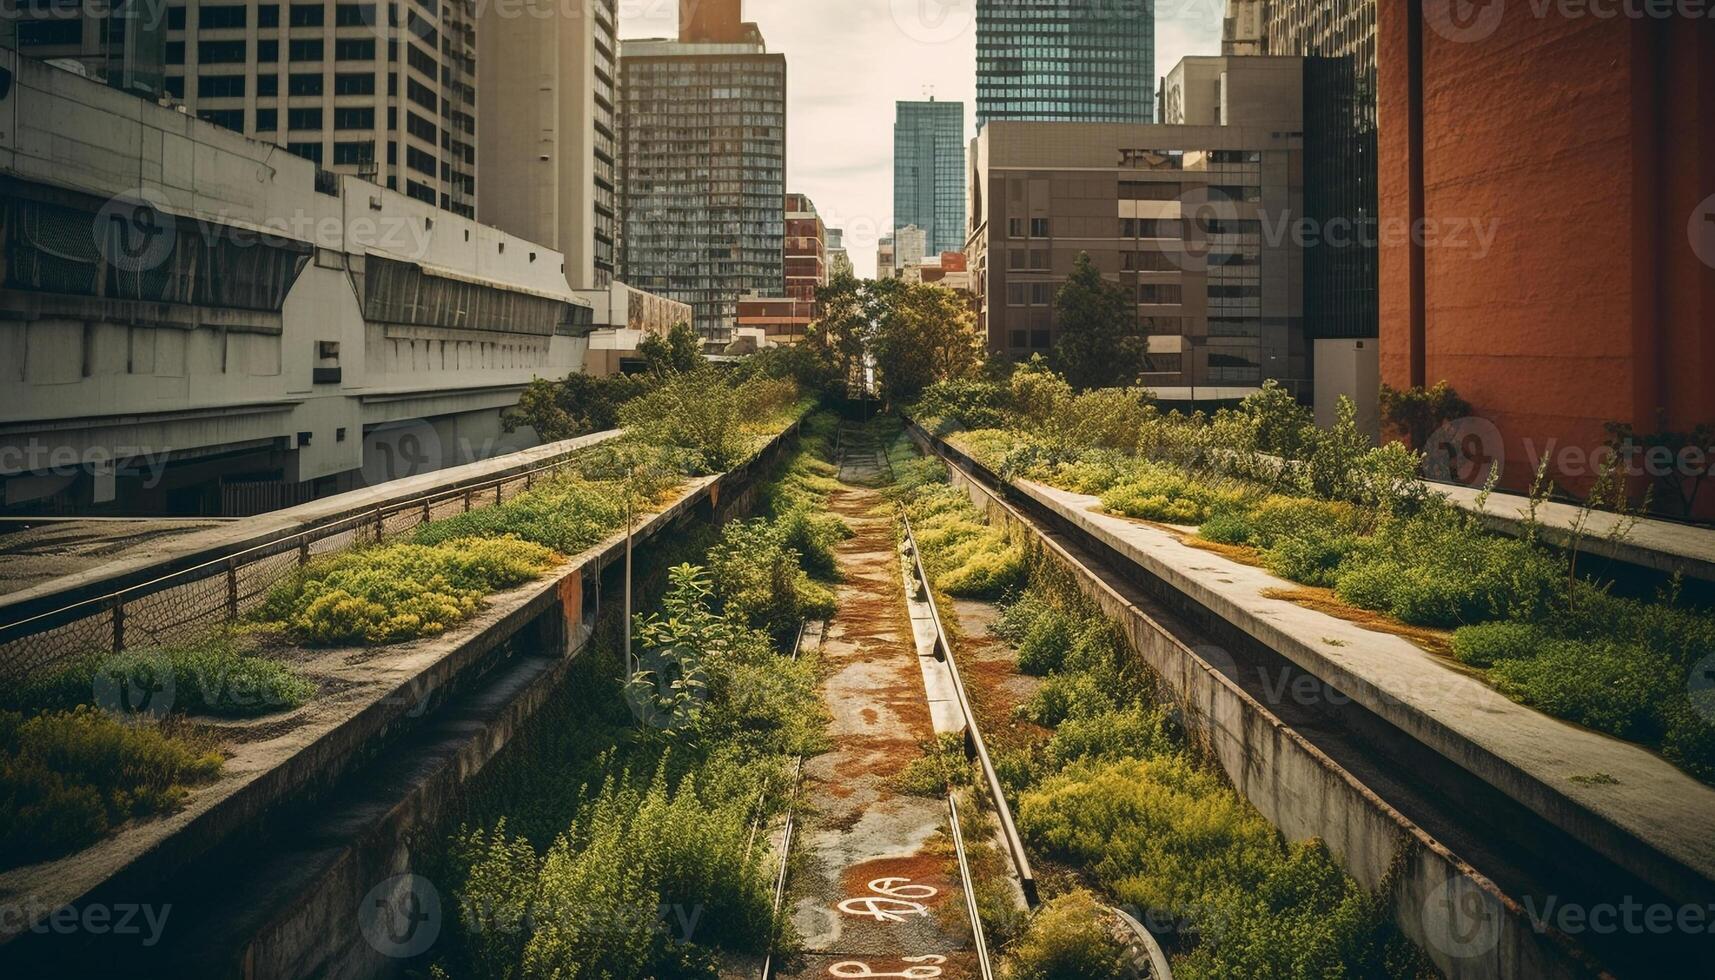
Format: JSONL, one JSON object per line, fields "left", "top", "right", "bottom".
{"left": 1052, "top": 252, "right": 1145, "bottom": 391}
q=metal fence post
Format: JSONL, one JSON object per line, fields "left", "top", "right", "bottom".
{"left": 299, "top": 536, "right": 310, "bottom": 565}
{"left": 226, "top": 558, "right": 240, "bottom": 620}
{"left": 111, "top": 597, "right": 125, "bottom": 654}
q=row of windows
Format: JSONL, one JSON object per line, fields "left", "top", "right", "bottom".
{"left": 176, "top": 4, "right": 379, "bottom": 29}
{"left": 168, "top": 37, "right": 377, "bottom": 64}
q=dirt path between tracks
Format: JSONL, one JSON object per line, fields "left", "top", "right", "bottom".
{"left": 772, "top": 435, "right": 977, "bottom": 980}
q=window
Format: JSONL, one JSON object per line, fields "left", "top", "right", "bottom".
{"left": 163, "top": 76, "right": 186, "bottom": 98}
{"left": 406, "top": 145, "right": 436, "bottom": 176}
{"left": 333, "top": 140, "right": 374, "bottom": 165}
{"left": 288, "top": 107, "right": 324, "bottom": 130}
{"left": 288, "top": 73, "right": 322, "bottom": 95}
{"left": 1133, "top": 251, "right": 1175, "bottom": 272}
{"left": 1139, "top": 284, "right": 1183, "bottom": 304}
{"left": 198, "top": 5, "right": 247, "bottom": 28}
{"left": 1120, "top": 181, "right": 1181, "bottom": 201}
{"left": 1137, "top": 219, "right": 1183, "bottom": 239}
{"left": 334, "top": 106, "right": 374, "bottom": 129}
{"left": 1209, "top": 318, "right": 1260, "bottom": 337}
{"left": 18, "top": 20, "right": 81, "bottom": 45}
{"left": 1030, "top": 283, "right": 1054, "bottom": 306}
{"left": 334, "top": 72, "right": 375, "bottom": 95}
{"left": 289, "top": 4, "right": 325, "bottom": 27}
{"left": 1007, "top": 218, "right": 1023, "bottom": 238}
{"left": 255, "top": 108, "right": 278, "bottom": 131}
{"left": 166, "top": 7, "right": 186, "bottom": 29}
{"left": 1030, "top": 217, "right": 1049, "bottom": 238}
{"left": 1207, "top": 219, "right": 1261, "bottom": 235}
{"left": 1007, "top": 283, "right": 1027, "bottom": 306}
{"left": 198, "top": 40, "right": 246, "bottom": 63}
{"left": 336, "top": 3, "right": 377, "bottom": 26}
{"left": 336, "top": 38, "right": 376, "bottom": 61}
{"left": 1209, "top": 284, "right": 1262, "bottom": 299}
{"left": 1210, "top": 184, "right": 1261, "bottom": 202}
{"left": 1210, "top": 150, "right": 1261, "bottom": 164}
{"left": 257, "top": 39, "right": 279, "bottom": 62}
{"left": 197, "top": 109, "right": 244, "bottom": 131}
{"left": 1030, "top": 329, "right": 1051, "bottom": 349}
{"left": 165, "top": 41, "right": 185, "bottom": 64}
{"left": 1207, "top": 353, "right": 1260, "bottom": 381}
{"left": 406, "top": 77, "right": 436, "bottom": 110}
{"left": 406, "top": 111, "right": 436, "bottom": 143}
{"left": 258, "top": 4, "right": 280, "bottom": 27}
{"left": 257, "top": 74, "right": 279, "bottom": 95}
{"left": 406, "top": 180, "right": 436, "bottom": 205}
{"left": 199, "top": 74, "right": 245, "bottom": 98}
{"left": 406, "top": 42, "right": 435, "bottom": 77}
{"left": 1009, "top": 330, "right": 1029, "bottom": 349}
{"left": 288, "top": 142, "right": 324, "bottom": 164}
{"left": 1141, "top": 316, "right": 1183, "bottom": 335}
{"left": 290, "top": 39, "right": 323, "bottom": 61}
{"left": 1144, "top": 353, "right": 1183, "bottom": 373}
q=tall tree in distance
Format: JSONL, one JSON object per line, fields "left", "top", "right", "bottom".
{"left": 869, "top": 282, "right": 985, "bottom": 405}
{"left": 637, "top": 322, "right": 703, "bottom": 376}
{"left": 1052, "top": 251, "right": 1145, "bottom": 390}
{"left": 808, "top": 271, "right": 871, "bottom": 396}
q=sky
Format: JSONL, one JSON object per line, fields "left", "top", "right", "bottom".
{"left": 618, "top": 0, "right": 1227, "bottom": 279}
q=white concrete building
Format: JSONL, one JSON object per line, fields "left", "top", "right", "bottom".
{"left": 0, "top": 50, "right": 593, "bottom": 514}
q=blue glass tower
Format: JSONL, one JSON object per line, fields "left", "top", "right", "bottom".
{"left": 976, "top": 0, "right": 1155, "bottom": 128}
{"left": 893, "top": 100, "right": 967, "bottom": 259}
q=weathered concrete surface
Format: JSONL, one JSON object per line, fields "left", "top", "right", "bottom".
{"left": 0, "top": 428, "right": 621, "bottom": 623}
{"left": 913, "top": 425, "right": 1612, "bottom": 980}
{"left": 0, "top": 517, "right": 230, "bottom": 597}
{"left": 775, "top": 443, "right": 976, "bottom": 979}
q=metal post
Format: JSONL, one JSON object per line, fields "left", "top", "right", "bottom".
{"left": 226, "top": 559, "right": 240, "bottom": 619}
{"left": 111, "top": 597, "right": 125, "bottom": 654}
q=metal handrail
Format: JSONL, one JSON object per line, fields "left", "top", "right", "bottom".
{"left": 948, "top": 792, "right": 997, "bottom": 980}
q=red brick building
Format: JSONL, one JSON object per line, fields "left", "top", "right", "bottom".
{"left": 737, "top": 193, "right": 826, "bottom": 344}
{"left": 1378, "top": 4, "right": 1713, "bottom": 512}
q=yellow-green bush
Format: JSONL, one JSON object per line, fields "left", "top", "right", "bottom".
{"left": 1001, "top": 888, "right": 1135, "bottom": 980}
{"left": 259, "top": 536, "right": 557, "bottom": 645}
{"left": 1, "top": 707, "right": 223, "bottom": 868}
{"left": 5, "top": 636, "right": 314, "bottom": 718}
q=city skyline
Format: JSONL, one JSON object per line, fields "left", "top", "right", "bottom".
{"left": 619, "top": 0, "right": 1223, "bottom": 278}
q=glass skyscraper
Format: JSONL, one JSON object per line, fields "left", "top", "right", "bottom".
{"left": 976, "top": 0, "right": 1155, "bottom": 128}
{"left": 893, "top": 100, "right": 967, "bottom": 259}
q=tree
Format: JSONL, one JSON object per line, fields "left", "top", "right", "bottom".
{"left": 1051, "top": 252, "right": 1145, "bottom": 390}
{"left": 869, "top": 281, "right": 985, "bottom": 405}
{"left": 637, "top": 321, "right": 703, "bottom": 376}
{"left": 808, "top": 271, "right": 871, "bottom": 395}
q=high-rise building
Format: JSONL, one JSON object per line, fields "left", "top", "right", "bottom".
{"left": 126, "top": 0, "right": 481, "bottom": 217}
{"left": 966, "top": 60, "right": 1307, "bottom": 400}
{"left": 893, "top": 99, "right": 966, "bottom": 257}
{"left": 826, "top": 227, "right": 854, "bottom": 279}
{"left": 1246, "top": 0, "right": 1377, "bottom": 343}
{"left": 894, "top": 225, "right": 928, "bottom": 274}
{"left": 737, "top": 192, "right": 825, "bottom": 346}
{"left": 477, "top": 0, "right": 617, "bottom": 289}
{"left": 975, "top": 0, "right": 1155, "bottom": 129}
{"left": 8, "top": 0, "right": 168, "bottom": 97}
{"left": 618, "top": 0, "right": 787, "bottom": 345}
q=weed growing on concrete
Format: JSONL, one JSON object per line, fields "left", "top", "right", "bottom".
{"left": 4, "top": 634, "right": 314, "bottom": 719}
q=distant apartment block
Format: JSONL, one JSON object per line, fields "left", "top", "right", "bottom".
{"left": 966, "top": 62, "right": 1306, "bottom": 400}
{"left": 893, "top": 225, "right": 928, "bottom": 275}
{"left": 477, "top": 0, "right": 617, "bottom": 289}
{"left": 737, "top": 192, "right": 825, "bottom": 346}
{"left": 976, "top": 0, "right": 1155, "bottom": 128}
{"left": 826, "top": 227, "right": 854, "bottom": 279}
{"left": 893, "top": 99, "right": 966, "bottom": 256}
{"left": 618, "top": 0, "right": 786, "bottom": 345}
{"left": 875, "top": 236, "right": 896, "bottom": 280}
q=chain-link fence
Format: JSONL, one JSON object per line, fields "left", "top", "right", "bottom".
{"left": 0, "top": 438, "right": 617, "bottom": 679}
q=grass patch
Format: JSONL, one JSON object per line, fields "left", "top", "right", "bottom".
{"left": 1001, "top": 888, "right": 1136, "bottom": 980}
{"left": 1, "top": 707, "right": 223, "bottom": 869}
{"left": 4, "top": 635, "right": 313, "bottom": 719}
{"left": 256, "top": 536, "right": 558, "bottom": 646}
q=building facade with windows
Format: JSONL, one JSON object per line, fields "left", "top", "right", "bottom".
{"left": 737, "top": 192, "right": 825, "bottom": 346}
{"left": 477, "top": 0, "right": 616, "bottom": 289}
{"left": 7, "top": 0, "right": 170, "bottom": 97}
{"left": 617, "top": 3, "right": 786, "bottom": 345}
{"left": 966, "top": 110, "right": 1305, "bottom": 401}
{"left": 893, "top": 99, "right": 966, "bottom": 257}
{"left": 975, "top": 0, "right": 1155, "bottom": 129}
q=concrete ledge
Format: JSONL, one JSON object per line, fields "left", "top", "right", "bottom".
{"left": 0, "top": 420, "right": 800, "bottom": 949}
{"left": 0, "top": 429, "right": 623, "bottom": 626}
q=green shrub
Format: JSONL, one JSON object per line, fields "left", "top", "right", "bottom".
{"left": 1197, "top": 509, "right": 1254, "bottom": 545}
{"left": 1015, "top": 606, "right": 1075, "bottom": 676}
{"left": 1100, "top": 463, "right": 1250, "bottom": 526}
{"left": 1662, "top": 701, "right": 1715, "bottom": 783}
{"left": 451, "top": 760, "right": 774, "bottom": 978}
{"left": 414, "top": 472, "right": 632, "bottom": 556}
{"left": 1173, "top": 839, "right": 1434, "bottom": 980}
{"left": 1450, "top": 622, "right": 1545, "bottom": 668}
{"left": 1039, "top": 706, "right": 1179, "bottom": 771}
{"left": 708, "top": 518, "right": 836, "bottom": 639}
{"left": 259, "top": 536, "right": 557, "bottom": 645}
{"left": 619, "top": 370, "right": 798, "bottom": 473}
{"left": 1018, "top": 755, "right": 1283, "bottom": 922}
{"left": 0, "top": 707, "right": 223, "bottom": 868}
{"left": 1001, "top": 888, "right": 1135, "bottom": 980}
{"left": 914, "top": 378, "right": 1013, "bottom": 431}
{"left": 1488, "top": 640, "right": 1678, "bottom": 741}
{"left": 1333, "top": 506, "right": 1562, "bottom": 628}
{"left": 1020, "top": 671, "right": 1120, "bottom": 729}
{"left": 6, "top": 637, "right": 314, "bottom": 718}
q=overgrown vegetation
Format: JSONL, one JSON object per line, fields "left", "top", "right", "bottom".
{"left": 3, "top": 635, "right": 314, "bottom": 719}
{"left": 884, "top": 427, "right": 1025, "bottom": 600}
{"left": 1001, "top": 888, "right": 1135, "bottom": 980}
{"left": 911, "top": 370, "right": 1715, "bottom": 783}
{"left": 426, "top": 417, "right": 840, "bottom": 977}
{"left": 0, "top": 707, "right": 223, "bottom": 869}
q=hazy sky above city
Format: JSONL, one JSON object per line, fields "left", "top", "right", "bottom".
{"left": 619, "top": 0, "right": 1226, "bottom": 278}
